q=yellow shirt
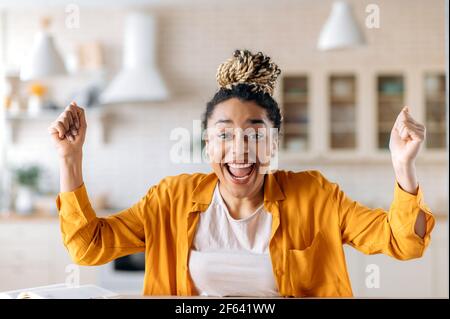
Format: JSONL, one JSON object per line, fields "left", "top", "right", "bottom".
{"left": 56, "top": 170, "right": 435, "bottom": 297}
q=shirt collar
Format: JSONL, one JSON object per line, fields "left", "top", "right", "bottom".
{"left": 191, "top": 171, "right": 286, "bottom": 207}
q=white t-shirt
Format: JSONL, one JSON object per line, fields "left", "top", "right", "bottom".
{"left": 188, "top": 183, "right": 279, "bottom": 297}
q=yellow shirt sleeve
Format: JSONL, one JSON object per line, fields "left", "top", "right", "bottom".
{"left": 330, "top": 179, "right": 435, "bottom": 260}
{"left": 56, "top": 183, "right": 147, "bottom": 265}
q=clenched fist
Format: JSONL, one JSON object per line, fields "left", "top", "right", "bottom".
{"left": 48, "top": 101, "right": 87, "bottom": 159}
{"left": 389, "top": 106, "right": 426, "bottom": 165}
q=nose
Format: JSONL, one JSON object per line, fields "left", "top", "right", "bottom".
{"left": 232, "top": 129, "right": 248, "bottom": 162}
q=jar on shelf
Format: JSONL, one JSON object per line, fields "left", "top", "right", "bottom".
{"left": 27, "top": 82, "right": 48, "bottom": 116}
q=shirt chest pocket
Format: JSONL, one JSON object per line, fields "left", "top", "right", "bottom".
{"left": 287, "top": 230, "right": 341, "bottom": 297}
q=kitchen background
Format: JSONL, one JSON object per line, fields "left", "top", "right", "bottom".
{"left": 0, "top": 0, "right": 448, "bottom": 298}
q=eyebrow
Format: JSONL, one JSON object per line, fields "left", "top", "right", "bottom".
{"left": 214, "top": 119, "right": 266, "bottom": 125}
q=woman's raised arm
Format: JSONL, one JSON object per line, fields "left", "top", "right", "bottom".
{"left": 49, "top": 102, "right": 147, "bottom": 266}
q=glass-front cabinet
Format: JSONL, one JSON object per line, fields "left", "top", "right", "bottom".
{"left": 377, "top": 75, "right": 405, "bottom": 150}
{"left": 424, "top": 73, "right": 446, "bottom": 149}
{"left": 329, "top": 75, "right": 356, "bottom": 149}
{"left": 279, "top": 71, "right": 445, "bottom": 161}
{"left": 281, "top": 76, "right": 309, "bottom": 151}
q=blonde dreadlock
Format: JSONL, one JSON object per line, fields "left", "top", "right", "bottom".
{"left": 216, "top": 49, "right": 281, "bottom": 96}
{"left": 203, "top": 49, "right": 283, "bottom": 130}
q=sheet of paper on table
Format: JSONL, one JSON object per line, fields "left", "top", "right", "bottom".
{"left": 0, "top": 284, "right": 118, "bottom": 299}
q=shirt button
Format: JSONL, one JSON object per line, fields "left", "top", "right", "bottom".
{"left": 276, "top": 268, "right": 284, "bottom": 276}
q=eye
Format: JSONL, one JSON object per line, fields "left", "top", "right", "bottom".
{"left": 218, "top": 132, "right": 233, "bottom": 140}
{"left": 248, "top": 132, "right": 265, "bottom": 140}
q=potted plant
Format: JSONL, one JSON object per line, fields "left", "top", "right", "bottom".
{"left": 13, "top": 165, "right": 41, "bottom": 215}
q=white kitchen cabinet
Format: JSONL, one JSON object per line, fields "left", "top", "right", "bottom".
{"left": 0, "top": 219, "right": 99, "bottom": 292}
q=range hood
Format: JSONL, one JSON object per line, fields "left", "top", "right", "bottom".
{"left": 99, "top": 12, "right": 169, "bottom": 104}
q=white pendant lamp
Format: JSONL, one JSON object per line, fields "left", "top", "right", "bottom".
{"left": 317, "top": 1, "right": 366, "bottom": 51}
{"left": 99, "top": 12, "right": 169, "bottom": 104}
{"left": 20, "top": 17, "right": 66, "bottom": 81}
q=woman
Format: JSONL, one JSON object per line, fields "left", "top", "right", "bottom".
{"left": 48, "top": 50, "right": 435, "bottom": 297}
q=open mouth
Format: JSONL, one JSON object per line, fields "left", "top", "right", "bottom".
{"left": 224, "top": 162, "right": 256, "bottom": 184}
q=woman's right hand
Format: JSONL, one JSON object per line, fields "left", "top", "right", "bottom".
{"left": 48, "top": 101, "right": 87, "bottom": 159}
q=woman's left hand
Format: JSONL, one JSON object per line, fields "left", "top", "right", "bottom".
{"left": 389, "top": 106, "right": 426, "bottom": 165}
{"left": 389, "top": 106, "right": 427, "bottom": 235}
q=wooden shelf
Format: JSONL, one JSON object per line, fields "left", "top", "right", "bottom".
{"left": 425, "top": 95, "right": 446, "bottom": 103}
{"left": 283, "top": 94, "right": 308, "bottom": 104}
{"left": 330, "top": 98, "right": 355, "bottom": 104}
{"left": 378, "top": 122, "right": 395, "bottom": 131}
{"left": 378, "top": 94, "right": 403, "bottom": 101}
{"left": 331, "top": 124, "right": 356, "bottom": 133}
{"left": 283, "top": 122, "right": 308, "bottom": 133}
{"left": 425, "top": 122, "right": 446, "bottom": 132}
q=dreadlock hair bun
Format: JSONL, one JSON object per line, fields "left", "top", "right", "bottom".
{"left": 216, "top": 49, "right": 281, "bottom": 96}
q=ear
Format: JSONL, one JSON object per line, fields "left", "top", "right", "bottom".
{"left": 270, "top": 128, "right": 279, "bottom": 157}
{"left": 202, "top": 132, "right": 212, "bottom": 163}
{"left": 267, "top": 128, "right": 280, "bottom": 172}
{"left": 272, "top": 138, "right": 278, "bottom": 156}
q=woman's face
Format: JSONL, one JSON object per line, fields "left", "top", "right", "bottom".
{"left": 205, "top": 98, "right": 277, "bottom": 199}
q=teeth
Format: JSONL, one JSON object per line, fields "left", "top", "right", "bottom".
{"left": 226, "top": 163, "right": 255, "bottom": 180}
{"left": 233, "top": 174, "right": 250, "bottom": 180}
{"left": 227, "top": 163, "right": 253, "bottom": 168}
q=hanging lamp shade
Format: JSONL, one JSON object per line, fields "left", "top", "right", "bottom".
{"left": 317, "top": 1, "right": 366, "bottom": 51}
{"left": 20, "top": 17, "right": 66, "bottom": 81}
